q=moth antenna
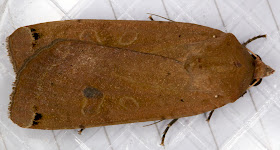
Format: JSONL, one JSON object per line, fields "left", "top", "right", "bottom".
{"left": 247, "top": 78, "right": 260, "bottom": 90}
{"left": 147, "top": 13, "right": 175, "bottom": 22}
{"left": 243, "top": 35, "right": 266, "bottom": 58}
{"left": 143, "top": 120, "right": 163, "bottom": 127}
{"left": 243, "top": 35, "right": 266, "bottom": 46}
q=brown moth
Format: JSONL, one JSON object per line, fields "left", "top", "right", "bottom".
{"left": 8, "top": 20, "right": 274, "bottom": 131}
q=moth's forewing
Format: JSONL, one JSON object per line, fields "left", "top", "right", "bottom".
{"left": 10, "top": 38, "right": 254, "bottom": 129}
{"left": 8, "top": 20, "right": 224, "bottom": 71}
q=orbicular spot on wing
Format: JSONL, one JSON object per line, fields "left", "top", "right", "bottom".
{"left": 118, "top": 31, "right": 139, "bottom": 46}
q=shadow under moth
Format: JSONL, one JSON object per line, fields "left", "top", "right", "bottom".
{"left": 7, "top": 19, "right": 274, "bottom": 146}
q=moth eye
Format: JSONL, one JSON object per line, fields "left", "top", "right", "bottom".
{"left": 251, "top": 54, "right": 262, "bottom": 61}
{"left": 250, "top": 78, "right": 263, "bottom": 86}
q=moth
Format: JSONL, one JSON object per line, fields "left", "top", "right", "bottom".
{"left": 7, "top": 19, "right": 274, "bottom": 145}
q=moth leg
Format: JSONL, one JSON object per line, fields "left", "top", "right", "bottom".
{"left": 147, "top": 13, "right": 175, "bottom": 22}
{"left": 206, "top": 110, "right": 215, "bottom": 122}
{"left": 78, "top": 125, "right": 85, "bottom": 135}
{"left": 240, "top": 91, "right": 247, "bottom": 97}
{"left": 78, "top": 128, "right": 84, "bottom": 135}
{"left": 247, "top": 78, "right": 261, "bottom": 90}
{"left": 250, "top": 78, "right": 263, "bottom": 87}
{"left": 148, "top": 15, "right": 154, "bottom": 21}
{"left": 143, "top": 120, "right": 163, "bottom": 127}
{"left": 161, "top": 118, "right": 178, "bottom": 146}
{"left": 243, "top": 35, "right": 266, "bottom": 46}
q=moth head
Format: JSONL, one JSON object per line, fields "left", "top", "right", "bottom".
{"left": 253, "top": 56, "right": 274, "bottom": 79}
{"left": 244, "top": 36, "right": 274, "bottom": 87}
{"left": 250, "top": 55, "right": 274, "bottom": 87}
